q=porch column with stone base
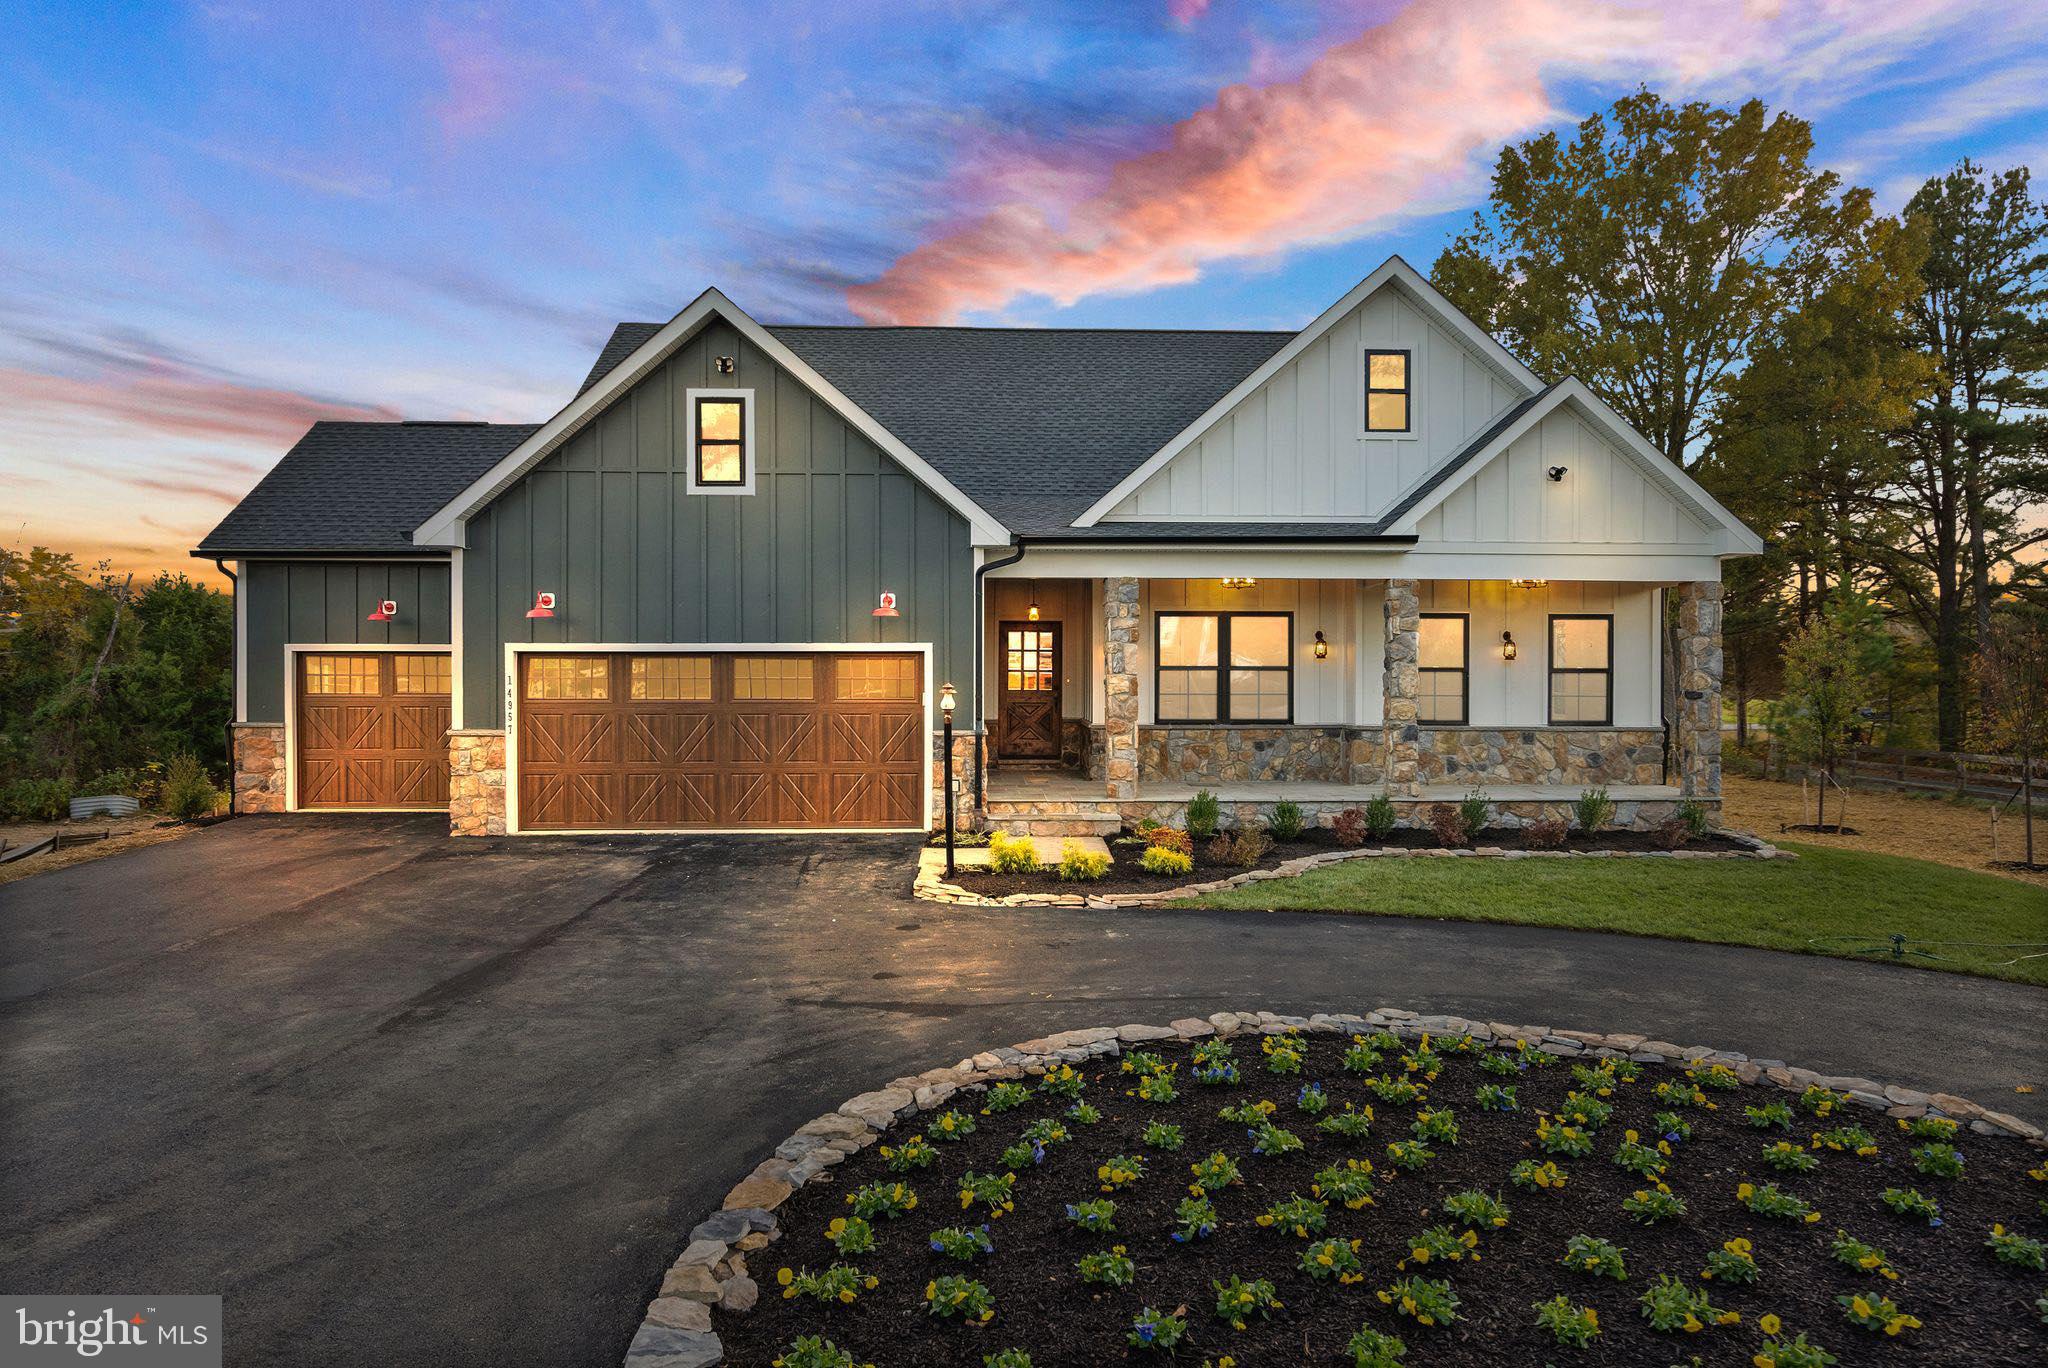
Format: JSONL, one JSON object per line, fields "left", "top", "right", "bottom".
{"left": 1674, "top": 581, "right": 1725, "bottom": 802}
{"left": 1102, "top": 576, "right": 1140, "bottom": 799}
{"left": 1381, "top": 579, "right": 1421, "bottom": 794}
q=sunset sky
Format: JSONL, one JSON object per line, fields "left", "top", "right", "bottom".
{"left": 4, "top": 0, "right": 2044, "bottom": 586}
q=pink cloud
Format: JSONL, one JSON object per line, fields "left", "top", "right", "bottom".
{"left": 1169, "top": 0, "right": 1213, "bottom": 23}
{"left": 428, "top": 23, "right": 522, "bottom": 139}
{"left": 0, "top": 363, "right": 397, "bottom": 446}
{"left": 847, "top": 0, "right": 2004, "bottom": 323}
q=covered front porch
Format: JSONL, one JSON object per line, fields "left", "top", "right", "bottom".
{"left": 974, "top": 569, "right": 1720, "bottom": 836}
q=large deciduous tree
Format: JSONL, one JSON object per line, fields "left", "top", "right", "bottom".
{"left": 1431, "top": 89, "right": 1870, "bottom": 464}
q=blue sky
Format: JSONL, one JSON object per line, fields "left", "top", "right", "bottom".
{"left": 3, "top": 0, "right": 2043, "bottom": 579}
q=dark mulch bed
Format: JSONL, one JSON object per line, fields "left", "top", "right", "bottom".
{"left": 1788, "top": 823, "right": 1862, "bottom": 836}
{"left": 715, "top": 1032, "right": 2047, "bottom": 1367}
{"left": 949, "top": 826, "right": 1752, "bottom": 896}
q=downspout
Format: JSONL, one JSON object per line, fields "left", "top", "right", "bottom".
{"left": 972, "top": 542, "right": 1028, "bottom": 810}
{"left": 214, "top": 559, "right": 238, "bottom": 815}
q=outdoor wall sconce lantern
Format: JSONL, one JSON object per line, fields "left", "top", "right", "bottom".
{"left": 1313, "top": 630, "right": 1329, "bottom": 660}
{"left": 525, "top": 591, "right": 556, "bottom": 619}
{"left": 1547, "top": 465, "right": 1568, "bottom": 481}
{"left": 1501, "top": 630, "right": 1518, "bottom": 661}
{"left": 365, "top": 599, "right": 397, "bottom": 623}
{"left": 1027, "top": 579, "right": 1040, "bottom": 621}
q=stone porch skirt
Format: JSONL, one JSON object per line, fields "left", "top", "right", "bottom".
{"left": 1135, "top": 724, "right": 1666, "bottom": 788}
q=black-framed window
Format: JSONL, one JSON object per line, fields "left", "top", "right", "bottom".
{"left": 1155, "top": 612, "right": 1292, "bottom": 722}
{"left": 694, "top": 396, "right": 747, "bottom": 486}
{"left": 1417, "top": 613, "right": 1468, "bottom": 724}
{"left": 1548, "top": 615, "right": 1613, "bottom": 725}
{"left": 1364, "top": 348, "right": 1411, "bottom": 432}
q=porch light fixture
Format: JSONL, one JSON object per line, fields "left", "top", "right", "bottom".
{"left": 1313, "top": 630, "right": 1329, "bottom": 660}
{"left": 715, "top": 355, "right": 736, "bottom": 375}
{"left": 1027, "top": 579, "right": 1040, "bottom": 621}
{"left": 365, "top": 599, "right": 397, "bottom": 623}
{"left": 525, "top": 591, "right": 556, "bottom": 619}
{"left": 872, "top": 591, "right": 900, "bottom": 618}
{"left": 1222, "top": 576, "right": 1257, "bottom": 590}
{"left": 1509, "top": 578, "right": 1548, "bottom": 589}
{"left": 1501, "top": 630, "right": 1518, "bottom": 661}
{"left": 1547, "top": 465, "right": 1568, "bottom": 481}
{"left": 939, "top": 682, "right": 959, "bottom": 877}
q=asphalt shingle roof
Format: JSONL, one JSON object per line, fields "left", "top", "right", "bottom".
{"left": 202, "top": 316, "right": 1538, "bottom": 555}
{"left": 197, "top": 421, "right": 539, "bottom": 556}
{"left": 581, "top": 322, "right": 1295, "bottom": 535}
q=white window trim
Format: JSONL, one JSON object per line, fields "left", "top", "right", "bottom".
{"left": 685, "top": 387, "right": 756, "bottom": 496}
{"left": 1357, "top": 340, "right": 1422, "bottom": 443}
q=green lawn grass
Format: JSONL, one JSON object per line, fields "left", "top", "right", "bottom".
{"left": 1180, "top": 843, "right": 2048, "bottom": 987}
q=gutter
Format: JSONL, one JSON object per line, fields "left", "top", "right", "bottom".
{"left": 972, "top": 544, "right": 1028, "bottom": 811}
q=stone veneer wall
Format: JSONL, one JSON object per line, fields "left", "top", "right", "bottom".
{"left": 1382, "top": 579, "right": 1421, "bottom": 790}
{"left": 1415, "top": 728, "right": 1666, "bottom": 786}
{"left": 933, "top": 729, "right": 978, "bottom": 831}
{"left": 231, "top": 723, "right": 286, "bottom": 813}
{"left": 448, "top": 729, "right": 506, "bottom": 836}
{"left": 1139, "top": 726, "right": 1353, "bottom": 784}
{"left": 1675, "top": 582, "right": 1724, "bottom": 799}
{"left": 1101, "top": 577, "right": 1140, "bottom": 798}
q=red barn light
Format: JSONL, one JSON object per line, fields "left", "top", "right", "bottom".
{"left": 366, "top": 600, "right": 397, "bottom": 622}
{"left": 526, "top": 591, "right": 556, "bottom": 619}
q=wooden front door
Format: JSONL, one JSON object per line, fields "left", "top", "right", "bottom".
{"left": 297, "top": 652, "right": 452, "bottom": 809}
{"left": 998, "top": 622, "right": 1061, "bottom": 759}
{"left": 516, "top": 652, "right": 925, "bottom": 831}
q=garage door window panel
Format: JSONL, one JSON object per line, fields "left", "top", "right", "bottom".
{"left": 304, "top": 654, "right": 379, "bottom": 695}
{"left": 630, "top": 655, "right": 712, "bottom": 700}
{"left": 527, "top": 656, "right": 610, "bottom": 699}
{"left": 734, "top": 656, "right": 814, "bottom": 700}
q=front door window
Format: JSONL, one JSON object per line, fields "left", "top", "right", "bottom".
{"left": 999, "top": 624, "right": 1061, "bottom": 758}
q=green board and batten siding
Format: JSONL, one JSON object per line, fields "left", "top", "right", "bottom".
{"left": 458, "top": 316, "right": 975, "bottom": 730}
{"left": 240, "top": 560, "right": 453, "bottom": 723}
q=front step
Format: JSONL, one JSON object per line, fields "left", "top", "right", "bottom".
{"left": 985, "top": 800, "right": 1123, "bottom": 838}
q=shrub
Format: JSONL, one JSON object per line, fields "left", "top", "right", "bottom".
{"left": 1056, "top": 842, "right": 1111, "bottom": 881}
{"left": 1144, "top": 825, "right": 1192, "bottom": 857}
{"left": 1426, "top": 803, "right": 1471, "bottom": 848}
{"left": 1229, "top": 829, "right": 1271, "bottom": 868}
{"left": 1677, "top": 798, "right": 1711, "bottom": 838}
{"left": 1205, "top": 833, "right": 1235, "bottom": 864}
{"left": 1457, "top": 788, "right": 1490, "bottom": 837}
{"left": 986, "top": 831, "right": 1040, "bottom": 874}
{"left": 1, "top": 776, "right": 74, "bottom": 822}
{"left": 1332, "top": 807, "right": 1369, "bottom": 847}
{"left": 1573, "top": 786, "right": 1615, "bottom": 833}
{"left": 1266, "top": 800, "right": 1305, "bottom": 841}
{"left": 1185, "top": 789, "right": 1221, "bottom": 839}
{"left": 774, "top": 1336, "right": 862, "bottom": 1368}
{"left": 1649, "top": 817, "right": 1691, "bottom": 850}
{"left": 1139, "top": 846, "right": 1193, "bottom": 877}
{"left": 1523, "top": 816, "right": 1569, "bottom": 848}
{"left": 1365, "top": 790, "right": 1399, "bottom": 839}
{"left": 160, "top": 753, "right": 221, "bottom": 820}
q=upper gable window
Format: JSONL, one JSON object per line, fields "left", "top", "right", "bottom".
{"left": 1363, "top": 349, "right": 1411, "bottom": 433}
{"left": 687, "top": 389, "right": 755, "bottom": 494}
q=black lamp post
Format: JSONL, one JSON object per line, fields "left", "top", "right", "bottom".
{"left": 940, "top": 682, "right": 958, "bottom": 876}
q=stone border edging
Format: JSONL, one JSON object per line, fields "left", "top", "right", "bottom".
{"left": 623, "top": 1003, "right": 2040, "bottom": 1366}
{"left": 914, "top": 830, "right": 1788, "bottom": 908}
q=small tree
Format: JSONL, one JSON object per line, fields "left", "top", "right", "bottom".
{"left": 1980, "top": 609, "right": 2048, "bottom": 866}
{"left": 1775, "top": 593, "right": 1891, "bottom": 829}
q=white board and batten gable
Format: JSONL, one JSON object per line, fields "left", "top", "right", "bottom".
{"left": 1075, "top": 257, "right": 1760, "bottom": 584}
{"left": 1086, "top": 258, "right": 1536, "bottom": 525}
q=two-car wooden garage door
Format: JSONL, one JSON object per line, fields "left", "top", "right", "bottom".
{"left": 516, "top": 651, "right": 926, "bottom": 831}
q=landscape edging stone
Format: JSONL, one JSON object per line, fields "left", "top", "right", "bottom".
{"left": 622, "top": 1003, "right": 2042, "bottom": 1365}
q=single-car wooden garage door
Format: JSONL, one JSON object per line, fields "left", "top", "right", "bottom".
{"left": 516, "top": 652, "right": 925, "bottom": 831}
{"left": 296, "top": 652, "right": 452, "bottom": 809}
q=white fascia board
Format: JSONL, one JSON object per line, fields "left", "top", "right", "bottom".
{"left": 1385, "top": 379, "right": 1765, "bottom": 556}
{"left": 1072, "top": 255, "right": 1543, "bottom": 528}
{"left": 413, "top": 289, "right": 1010, "bottom": 548}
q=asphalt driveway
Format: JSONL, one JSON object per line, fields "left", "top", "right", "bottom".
{"left": 2, "top": 814, "right": 2042, "bottom": 1367}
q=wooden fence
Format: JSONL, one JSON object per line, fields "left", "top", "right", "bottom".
{"left": 1793, "top": 746, "right": 2048, "bottom": 805}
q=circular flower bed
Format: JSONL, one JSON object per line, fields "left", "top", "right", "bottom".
{"left": 710, "top": 1024, "right": 2046, "bottom": 1367}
